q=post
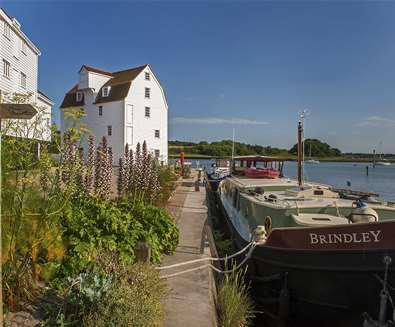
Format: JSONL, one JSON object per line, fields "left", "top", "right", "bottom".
{"left": 297, "top": 121, "right": 303, "bottom": 187}
{"left": 135, "top": 242, "right": 151, "bottom": 263}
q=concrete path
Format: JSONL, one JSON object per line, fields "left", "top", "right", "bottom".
{"left": 162, "top": 176, "right": 217, "bottom": 327}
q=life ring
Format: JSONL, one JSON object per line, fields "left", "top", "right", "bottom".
{"left": 264, "top": 216, "right": 273, "bottom": 236}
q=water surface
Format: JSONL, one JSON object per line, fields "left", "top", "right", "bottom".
{"left": 180, "top": 159, "right": 395, "bottom": 201}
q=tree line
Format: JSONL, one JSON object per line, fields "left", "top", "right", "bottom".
{"left": 169, "top": 138, "right": 342, "bottom": 158}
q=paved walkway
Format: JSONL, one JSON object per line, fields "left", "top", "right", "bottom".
{"left": 162, "top": 176, "right": 217, "bottom": 327}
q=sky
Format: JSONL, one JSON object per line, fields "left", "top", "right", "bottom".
{"left": 2, "top": 1, "right": 395, "bottom": 153}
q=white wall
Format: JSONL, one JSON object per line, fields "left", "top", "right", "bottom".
{"left": 0, "top": 10, "right": 52, "bottom": 141}
{"left": 0, "top": 16, "right": 38, "bottom": 100}
{"left": 61, "top": 65, "right": 168, "bottom": 165}
{"left": 79, "top": 68, "right": 111, "bottom": 92}
{"left": 124, "top": 66, "right": 168, "bottom": 163}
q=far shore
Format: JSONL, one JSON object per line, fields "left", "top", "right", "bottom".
{"left": 169, "top": 153, "right": 395, "bottom": 163}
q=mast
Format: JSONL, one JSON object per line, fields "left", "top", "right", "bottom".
{"left": 297, "top": 121, "right": 303, "bottom": 187}
{"left": 231, "top": 127, "right": 235, "bottom": 160}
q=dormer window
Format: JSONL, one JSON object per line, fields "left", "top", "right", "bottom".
{"left": 102, "top": 86, "right": 111, "bottom": 97}
{"left": 76, "top": 91, "right": 83, "bottom": 102}
{"left": 145, "top": 72, "right": 150, "bottom": 80}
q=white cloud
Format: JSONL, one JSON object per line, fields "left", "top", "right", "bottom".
{"left": 356, "top": 116, "right": 395, "bottom": 127}
{"left": 170, "top": 117, "right": 270, "bottom": 125}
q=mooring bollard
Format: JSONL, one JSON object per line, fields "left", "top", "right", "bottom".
{"left": 135, "top": 242, "right": 151, "bottom": 263}
{"left": 195, "top": 179, "right": 200, "bottom": 191}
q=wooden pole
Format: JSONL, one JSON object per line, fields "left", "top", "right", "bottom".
{"left": 297, "top": 121, "right": 303, "bottom": 187}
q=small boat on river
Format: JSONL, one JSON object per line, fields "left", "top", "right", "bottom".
{"left": 210, "top": 117, "right": 395, "bottom": 326}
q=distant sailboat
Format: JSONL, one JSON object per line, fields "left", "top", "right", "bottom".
{"left": 305, "top": 143, "right": 320, "bottom": 164}
{"left": 376, "top": 142, "right": 391, "bottom": 166}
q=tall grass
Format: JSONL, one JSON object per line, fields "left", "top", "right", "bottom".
{"left": 217, "top": 268, "right": 255, "bottom": 327}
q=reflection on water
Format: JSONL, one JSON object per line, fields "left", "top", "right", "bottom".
{"left": 175, "top": 159, "right": 395, "bottom": 201}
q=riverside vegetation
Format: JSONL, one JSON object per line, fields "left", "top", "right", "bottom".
{"left": 2, "top": 97, "right": 179, "bottom": 326}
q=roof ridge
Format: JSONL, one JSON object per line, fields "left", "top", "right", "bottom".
{"left": 112, "top": 64, "right": 148, "bottom": 75}
{"left": 79, "top": 65, "right": 113, "bottom": 76}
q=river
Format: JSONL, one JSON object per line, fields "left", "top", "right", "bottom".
{"left": 178, "top": 159, "right": 395, "bottom": 201}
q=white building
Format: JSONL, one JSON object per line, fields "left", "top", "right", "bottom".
{"left": 60, "top": 64, "right": 168, "bottom": 164}
{"left": 0, "top": 8, "right": 53, "bottom": 141}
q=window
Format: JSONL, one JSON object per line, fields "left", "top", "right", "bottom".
{"left": 145, "top": 72, "right": 150, "bottom": 80}
{"left": 3, "top": 59, "right": 10, "bottom": 78}
{"left": 102, "top": 86, "right": 111, "bottom": 97}
{"left": 145, "top": 87, "right": 150, "bottom": 98}
{"left": 76, "top": 91, "right": 82, "bottom": 102}
{"left": 20, "top": 72, "right": 26, "bottom": 88}
{"left": 145, "top": 107, "right": 150, "bottom": 118}
{"left": 154, "top": 130, "right": 160, "bottom": 138}
{"left": 107, "top": 125, "right": 112, "bottom": 136}
{"left": 98, "top": 106, "right": 103, "bottom": 116}
{"left": 21, "top": 40, "right": 27, "bottom": 54}
{"left": 155, "top": 149, "right": 160, "bottom": 159}
{"left": 46, "top": 118, "right": 51, "bottom": 127}
{"left": 3, "top": 23, "right": 11, "bottom": 39}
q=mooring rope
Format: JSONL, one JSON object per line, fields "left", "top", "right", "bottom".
{"left": 156, "top": 241, "right": 254, "bottom": 271}
{"left": 159, "top": 242, "right": 258, "bottom": 279}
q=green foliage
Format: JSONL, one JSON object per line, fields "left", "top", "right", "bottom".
{"left": 217, "top": 268, "right": 255, "bottom": 327}
{"left": 43, "top": 258, "right": 165, "bottom": 327}
{"left": 169, "top": 140, "right": 288, "bottom": 157}
{"left": 181, "top": 164, "right": 191, "bottom": 178}
{"left": 289, "top": 138, "right": 342, "bottom": 157}
{"left": 117, "top": 201, "right": 179, "bottom": 263}
{"left": 83, "top": 263, "right": 165, "bottom": 327}
{"left": 60, "top": 196, "right": 179, "bottom": 276}
{"left": 157, "top": 166, "right": 178, "bottom": 205}
{"left": 60, "top": 196, "right": 143, "bottom": 275}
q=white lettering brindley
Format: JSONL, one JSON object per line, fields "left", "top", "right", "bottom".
{"left": 309, "top": 230, "right": 382, "bottom": 245}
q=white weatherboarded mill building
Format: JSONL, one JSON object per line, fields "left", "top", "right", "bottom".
{"left": 0, "top": 8, "right": 53, "bottom": 141}
{"left": 60, "top": 64, "right": 168, "bottom": 164}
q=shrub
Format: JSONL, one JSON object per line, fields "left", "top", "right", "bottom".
{"left": 43, "top": 257, "right": 165, "bottom": 327}
{"left": 83, "top": 263, "right": 165, "bottom": 327}
{"left": 217, "top": 269, "right": 255, "bottom": 327}
{"left": 60, "top": 196, "right": 179, "bottom": 276}
{"left": 60, "top": 196, "right": 143, "bottom": 275}
{"left": 117, "top": 201, "right": 179, "bottom": 262}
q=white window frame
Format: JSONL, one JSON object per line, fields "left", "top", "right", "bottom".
{"left": 145, "top": 72, "right": 150, "bottom": 80}
{"left": 3, "top": 22, "right": 11, "bottom": 39}
{"left": 76, "top": 91, "right": 83, "bottom": 102}
{"left": 20, "top": 72, "right": 26, "bottom": 88}
{"left": 145, "top": 87, "right": 150, "bottom": 99}
{"left": 145, "top": 106, "right": 150, "bottom": 118}
{"left": 3, "top": 59, "right": 10, "bottom": 78}
{"left": 102, "top": 86, "right": 111, "bottom": 97}
{"left": 155, "top": 149, "right": 160, "bottom": 159}
{"left": 155, "top": 130, "right": 160, "bottom": 138}
{"left": 107, "top": 125, "right": 112, "bottom": 136}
